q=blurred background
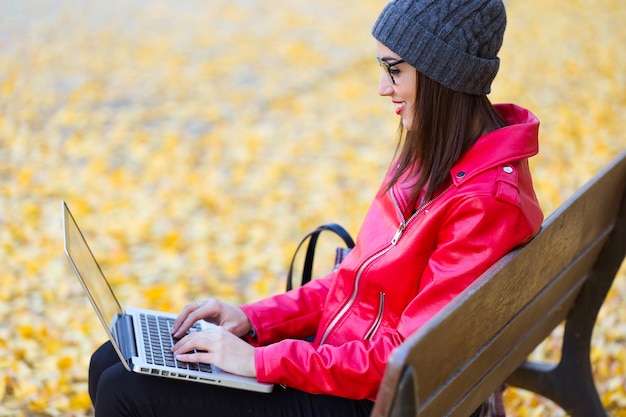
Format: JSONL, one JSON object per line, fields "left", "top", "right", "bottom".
{"left": 0, "top": 0, "right": 624, "bottom": 415}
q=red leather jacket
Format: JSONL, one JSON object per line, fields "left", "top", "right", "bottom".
{"left": 241, "top": 104, "right": 543, "bottom": 401}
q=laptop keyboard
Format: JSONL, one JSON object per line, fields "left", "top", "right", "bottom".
{"left": 139, "top": 313, "right": 212, "bottom": 373}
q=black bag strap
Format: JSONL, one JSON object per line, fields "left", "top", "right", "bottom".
{"left": 286, "top": 223, "right": 355, "bottom": 291}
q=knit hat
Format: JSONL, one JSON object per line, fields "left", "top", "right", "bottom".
{"left": 372, "top": 0, "right": 506, "bottom": 95}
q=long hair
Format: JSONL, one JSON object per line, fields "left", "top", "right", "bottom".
{"left": 386, "top": 71, "right": 506, "bottom": 206}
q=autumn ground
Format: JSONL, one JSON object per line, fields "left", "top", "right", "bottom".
{"left": 0, "top": 0, "right": 624, "bottom": 415}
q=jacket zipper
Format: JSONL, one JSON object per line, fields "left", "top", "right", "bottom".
{"left": 390, "top": 184, "right": 453, "bottom": 245}
{"left": 318, "top": 185, "right": 453, "bottom": 345}
{"left": 364, "top": 292, "right": 385, "bottom": 340}
{"left": 318, "top": 246, "right": 392, "bottom": 345}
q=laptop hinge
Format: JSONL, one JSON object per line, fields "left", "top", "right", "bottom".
{"left": 113, "top": 313, "right": 138, "bottom": 360}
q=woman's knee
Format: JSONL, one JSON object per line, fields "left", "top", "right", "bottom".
{"left": 90, "top": 342, "right": 118, "bottom": 372}
{"left": 93, "top": 362, "right": 145, "bottom": 415}
{"left": 88, "top": 342, "right": 120, "bottom": 404}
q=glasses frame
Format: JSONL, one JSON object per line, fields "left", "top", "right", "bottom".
{"left": 377, "top": 56, "right": 405, "bottom": 85}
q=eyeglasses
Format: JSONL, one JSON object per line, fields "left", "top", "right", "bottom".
{"left": 377, "top": 56, "right": 405, "bottom": 85}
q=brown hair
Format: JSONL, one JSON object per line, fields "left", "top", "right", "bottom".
{"left": 386, "top": 71, "right": 506, "bottom": 206}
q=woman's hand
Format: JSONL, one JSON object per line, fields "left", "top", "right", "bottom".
{"left": 170, "top": 298, "right": 252, "bottom": 339}
{"left": 171, "top": 326, "right": 256, "bottom": 377}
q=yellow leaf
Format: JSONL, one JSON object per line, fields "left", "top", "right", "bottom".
{"left": 69, "top": 391, "right": 92, "bottom": 410}
{"left": 57, "top": 356, "right": 74, "bottom": 371}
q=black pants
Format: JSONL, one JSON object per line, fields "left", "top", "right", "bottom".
{"left": 89, "top": 342, "right": 375, "bottom": 417}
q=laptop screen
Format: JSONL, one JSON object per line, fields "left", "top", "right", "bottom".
{"left": 62, "top": 202, "right": 124, "bottom": 336}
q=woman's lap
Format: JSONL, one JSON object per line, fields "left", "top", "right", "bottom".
{"left": 89, "top": 342, "right": 374, "bottom": 417}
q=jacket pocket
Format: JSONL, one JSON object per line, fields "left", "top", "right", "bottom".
{"left": 364, "top": 292, "right": 385, "bottom": 340}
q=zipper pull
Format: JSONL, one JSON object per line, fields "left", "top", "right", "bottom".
{"left": 391, "top": 222, "right": 406, "bottom": 245}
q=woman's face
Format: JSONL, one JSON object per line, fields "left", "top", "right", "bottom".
{"left": 376, "top": 41, "right": 417, "bottom": 131}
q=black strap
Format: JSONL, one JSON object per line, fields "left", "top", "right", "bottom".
{"left": 286, "top": 223, "right": 355, "bottom": 291}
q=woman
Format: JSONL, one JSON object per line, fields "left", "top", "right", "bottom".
{"left": 88, "top": 0, "right": 543, "bottom": 415}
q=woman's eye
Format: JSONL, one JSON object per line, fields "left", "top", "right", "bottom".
{"left": 389, "top": 69, "right": 400, "bottom": 75}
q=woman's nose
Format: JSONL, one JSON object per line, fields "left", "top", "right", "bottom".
{"left": 378, "top": 73, "right": 393, "bottom": 96}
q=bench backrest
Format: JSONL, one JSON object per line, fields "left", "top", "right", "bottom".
{"left": 371, "top": 151, "right": 626, "bottom": 417}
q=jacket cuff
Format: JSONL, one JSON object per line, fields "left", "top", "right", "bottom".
{"left": 254, "top": 346, "right": 271, "bottom": 383}
{"left": 240, "top": 305, "right": 262, "bottom": 345}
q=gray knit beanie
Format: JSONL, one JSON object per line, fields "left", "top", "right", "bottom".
{"left": 372, "top": 0, "right": 506, "bottom": 95}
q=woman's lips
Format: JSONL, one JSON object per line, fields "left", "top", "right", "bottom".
{"left": 394, "top": 101, "right": 405, "bottom": 115}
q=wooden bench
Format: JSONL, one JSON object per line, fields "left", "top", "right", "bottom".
{"left": 370, "top": 151, "right": 626, "bottom": 417}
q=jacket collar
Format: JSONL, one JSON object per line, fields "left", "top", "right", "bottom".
{"left": 451, "top": 103, "right": 539, "bottom": 186}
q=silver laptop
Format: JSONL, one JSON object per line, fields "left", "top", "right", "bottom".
{"left": 62, "top": 201, "right": 273, "bottom": 393}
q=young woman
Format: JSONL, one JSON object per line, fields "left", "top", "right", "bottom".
{"left": 88, "top": 0, "right": 543, "bottom": 415}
